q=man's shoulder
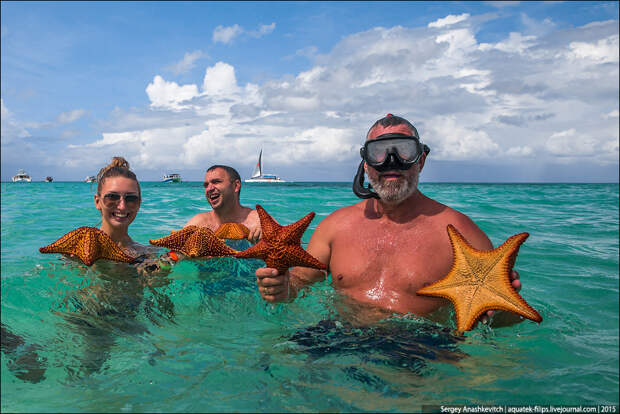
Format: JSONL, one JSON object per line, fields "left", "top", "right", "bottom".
{"left": 316, "top": 201, "right": 366, "bottom": 232}
{"left": 429, "top": 201, "right": 492, "bottom": 248}
{"left": 186, "top": 211, "right": 214, "bottom": 227}
{"left": 324, "top": 200, "right": 365, "bottom": 220}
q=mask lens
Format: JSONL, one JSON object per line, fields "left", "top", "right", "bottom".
{"left": 366, "top": 140, "right": 390, "bottom": 163}
{"left": 391, "top": 140, "right": 420, "bottom": 161}
{"left": 366, "top": 138, "right": 421, "bottom": 163}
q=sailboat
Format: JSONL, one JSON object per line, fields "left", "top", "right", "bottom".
{"left": 244, "top": 149, "right": 285, "bottom": 183}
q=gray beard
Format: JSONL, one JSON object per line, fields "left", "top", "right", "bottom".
{"left": 368, "top": 169, "right": 419, "bottom": 204}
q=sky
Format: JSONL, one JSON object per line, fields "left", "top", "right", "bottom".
{"left": 1, "top": 1, "right": 618, "bottom": 182}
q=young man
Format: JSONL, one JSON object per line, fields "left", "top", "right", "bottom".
{"left": 185, "top": 165, "right": 261, "bottom": 243}
{"left": 256, "top": 115, "right": 524, "bottom": 328}
{"left": 144, "top": 165, "right": 261, "bottom": 270}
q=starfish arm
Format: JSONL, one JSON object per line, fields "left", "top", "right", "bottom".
{"left": 214, "top": 223, "right": 250, "bottom": 240}
{"left": 149, "top": 226, "right": 200, "bottom": 251}
{"left": 275, "top": 244, "right": 327, "bottom": 271}
{"left": 235, "top": 240, "right": 270, "bottom": 260}
{"left": 94, "top": 230, "right": 136, "bottom": 264}
{"left": 255, "top": 205, "right": 281, "bottom": 239}
{"left": 278, "top": 212, "right": 314, "bottom": 243}
{"left": 186, "top": 229, "right": 237, "bottom": 257}
{"left": 39, "top": 227, "right": 135, "bottom": 266}
{"left": 418, "top": 225, "right": 541, "bottom": 332}
{"left": 39, "top": 226, "right": 86, "bottom": 254}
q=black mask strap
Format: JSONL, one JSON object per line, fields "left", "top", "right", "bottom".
{"left": 352, "top": 161, "right": 380, "bottom": 199}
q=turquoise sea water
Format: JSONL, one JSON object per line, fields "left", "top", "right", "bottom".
{"left": 1, "top": 181, "right": 618, "bottom": 412}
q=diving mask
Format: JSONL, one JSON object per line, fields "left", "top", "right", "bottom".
{"left": 353, "top": 132, "right": 430, "bottom": 199}
{"left": 360, "top": 133, "right": 430, "bottom": 172}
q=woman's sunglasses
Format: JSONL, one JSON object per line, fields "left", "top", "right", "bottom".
{"left": 102, "top": 192, "right": 140, "bottom": 207}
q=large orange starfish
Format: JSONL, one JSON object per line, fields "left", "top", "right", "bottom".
{"left": 234, "top": 205, "right": 327, "bottom": 273}
{"left": 149, "top": 225, "right": 237, "bottom": 257}
{"left": 214, "top": 223, "right": 250, "bottom": 240}
{"left": 416, "top": 225, "right": 542, "bottom": 332}
{"left": 39, "top": 226, "right": 136, "bottom": 266}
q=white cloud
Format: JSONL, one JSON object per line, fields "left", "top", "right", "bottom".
{"left": 57, "top": 109, "right": 86, "bottom": 124}
{"left": 146, "top": 75, "right": 200, "bottom": 110}
{"left": 168, "top": 50, "right": 206, "bottom": 75}
{"left": 479, "top": 32, "right": 536, "bottom": 54}
{"left": 202, "top": 61, "right": 239, "bottom": 96}
{"left": 506, "top": 146, "right": 533, "bottom": 157}
{"left": 428, "top": 13, "right": 470, "bottom": 28}
{"left": 568, "top": 34, "right": 619, "bottom": 63}
{"left": 249, "top": 22, "right": 276, "bottom": 37}
{"left": 426, "top": 116, "right": 500, "bottom": 160}
{"left": 545, "top": 128, "right": 598, "bottom": 157}
{"left": 213, "top": 24, "right": 243, "bottom": 44}
{"left": 58, "top": 12, "right": 618, "bottom": 180}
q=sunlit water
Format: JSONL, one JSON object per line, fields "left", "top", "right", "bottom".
{"left": 1, "top": 182, "right": 618, "bottom": 412}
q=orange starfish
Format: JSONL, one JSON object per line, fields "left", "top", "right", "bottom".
{"left": 214, "top": 223, "right": 250, "bottom": 240}
{"left": 149, "top": 225, "right": 237, "bottom": 258}
{"left": 416, "top": 225, "right": 542, "bottom": 332}
{"left": 39, "top": 226, "right": 136, "bottom": 266}
{"left": 234, "top": 205, "right": 327, "bottom": 273}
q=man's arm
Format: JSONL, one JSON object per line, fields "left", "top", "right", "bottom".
{"left": 256, "top": 215, "right": 332, "bottom": 303}
{"left": 244, "top": 209, "right": 262, "bottom": 244}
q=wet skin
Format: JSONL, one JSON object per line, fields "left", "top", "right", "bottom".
{"left": 256, "top": 124, "right": 522, "bottom": 327}
{"left": 184, "top": 167, "right": 261, "bottom": 244}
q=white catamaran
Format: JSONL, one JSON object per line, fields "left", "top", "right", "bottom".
{"left": 245, "top": 149, "right": 285, "bottom": 183}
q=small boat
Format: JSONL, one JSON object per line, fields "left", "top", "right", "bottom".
{"left": 44, "top": 176, "right": 53, "bottom": 182}
{"left": 84, "top": 175, "right": 97, "bottom": 183}
{"left": 12, "top": 169, "right": 32, "bottom": 182}
{"left": 162, "top": 173, "right": 182, "bottom": 183}
{"left": 244, "top": 149, "right": 285, "bottom": 183}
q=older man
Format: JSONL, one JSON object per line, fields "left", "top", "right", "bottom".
{"left": 256, "top": 114, "right": 523, "bottom": 328}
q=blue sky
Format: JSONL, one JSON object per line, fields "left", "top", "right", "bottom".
{"left": 2, "top": 1, "right": 618, "bottom": 182}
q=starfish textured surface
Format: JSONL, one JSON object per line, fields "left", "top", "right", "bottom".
{"left": 235, "top": 205, "right": 327, "bottom": 273}
{"left": 149, "top": 226, "right": 237, "bottom": 257}
{"left": 416, "top": 224, "right": 542, "bottom": 332}
{"left": 39, "top": 226, "right": 136, "bottom": 266}
{"left": 214, "top": 223, "right": 250, "bottom": 240}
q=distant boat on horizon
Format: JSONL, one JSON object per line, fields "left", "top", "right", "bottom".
{"left": 162, "top": 173, "right": 182, "bottom": 183}
{"left": 45, "top": 176, "right": 53, "bottom": 182}
{"left": 244, "top": 149, "right": 285, "bottom": 183}
{"left": 12, "top": 169, "right": 32, "bottom": 182}
{"left": 84, "top": 175, "right": 97, "bottom": 183}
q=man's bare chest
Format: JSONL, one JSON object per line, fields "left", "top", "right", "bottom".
{"left": 328, "top": 221, "right": 453, "bottom": 293}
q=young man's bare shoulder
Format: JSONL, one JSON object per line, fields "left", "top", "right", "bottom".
{"left": 185, "top": 211, "right": 214, "bottom": 227}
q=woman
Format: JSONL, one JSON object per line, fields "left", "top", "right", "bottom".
{"left": 56, "top": 157, "right": 172, "bottom": 378}
{"left": 94, "top": 156, "right": 150, "bottom": 259}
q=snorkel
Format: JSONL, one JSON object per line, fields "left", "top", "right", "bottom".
{"left": 352, "top": 115, "right": 430, "bottom": 200}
